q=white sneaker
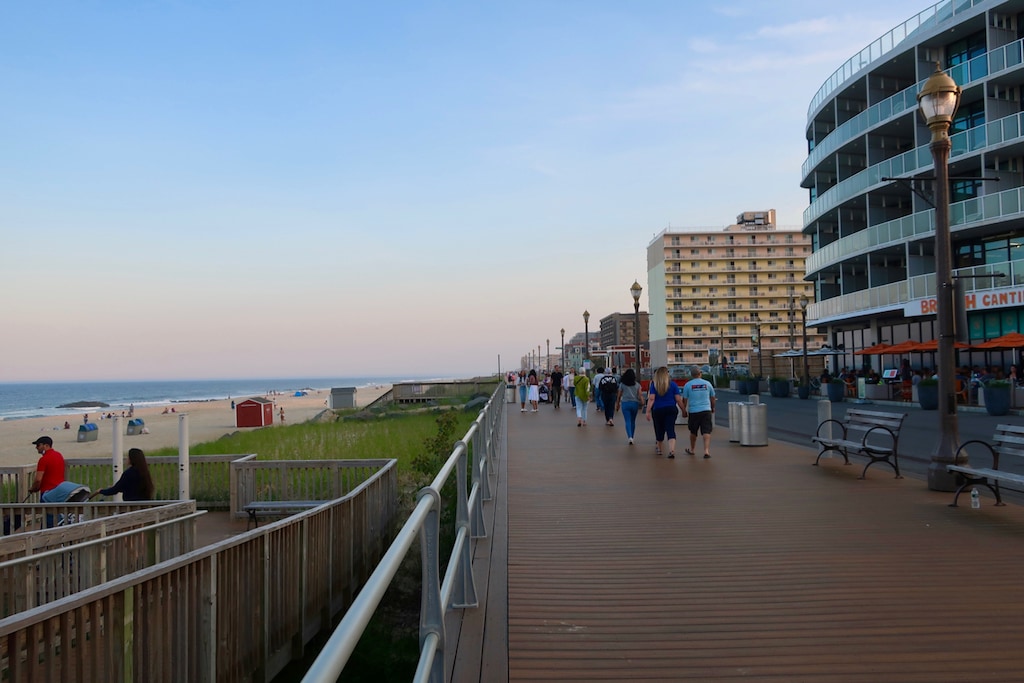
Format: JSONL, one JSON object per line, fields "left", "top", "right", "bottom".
{"left": 628, "top": 438, "right": 633, "bottom": 445}
{"left": 521, "top": 408, "right": 526, "bottom": 412}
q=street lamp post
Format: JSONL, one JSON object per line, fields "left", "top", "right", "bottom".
{"left": 800, "top": 296, "right": 810, "bottom": 390}
{"left": 546, "top": 339, "right": 550, "bottom": 373}
{"left": 560, "top": 328, "right": 565, "bottom": 370}
{"left": 788, "top": 297, "right": 796, "bottom": 351}
{"left": 919, "top": 63, "right": 963, "bottom": 491}
{"left": 583, "top": 310, "right": 591, "bottom": 363}
{"left": 752, "top": 313, "right": 764, "bottom": 379}
{"left": 630, "top": 281, "right": 643, "bottom": 376}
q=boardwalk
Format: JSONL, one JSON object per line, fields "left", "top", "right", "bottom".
{"left": 452, "top": 396, "right": 1024, "bottom": 682}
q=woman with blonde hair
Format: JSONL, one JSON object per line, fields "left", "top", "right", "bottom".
{"left": 645, "top": 366, "right": 685, "bottom": 457}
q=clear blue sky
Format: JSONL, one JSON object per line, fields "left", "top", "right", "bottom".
{"left": 1, "top": 0, "right": 931, "bottom": 381}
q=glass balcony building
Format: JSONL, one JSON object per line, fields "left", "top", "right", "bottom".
{"left": 802, "top": 0, "right": 1024, "bottom": 371}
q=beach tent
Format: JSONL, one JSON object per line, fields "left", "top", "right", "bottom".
{"left": 293, "top": 391, "right": 307, "bottom": 397}
{"left": 236, "top": 397, "right": 274, "bottom": 428}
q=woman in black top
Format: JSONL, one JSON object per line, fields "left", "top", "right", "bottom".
{"left": 90, "top": 448, "right": 156, "bottom": 501}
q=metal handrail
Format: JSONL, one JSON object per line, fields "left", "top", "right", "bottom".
{"left": 303, "top": 382, "right": 504, "bottom": 682}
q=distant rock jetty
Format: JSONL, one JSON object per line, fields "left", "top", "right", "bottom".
{"left": 56, "top": 400, "right": 110, "bottom": 409}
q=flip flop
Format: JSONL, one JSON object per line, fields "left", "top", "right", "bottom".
{"left": 704, "top": 453, "right": 711, "bottom": 459}
{"left": 684, "top": 448, "right": 695, "bottom": 456}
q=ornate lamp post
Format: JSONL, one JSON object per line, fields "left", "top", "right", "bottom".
{"left": 583, "top": 310, "right": 591, "bottom": 363}
{"left": 752, "top": 313, "right": 764, "bottom": 379}
{"left": 546, "top": 338, "right": 550, "bottom": 372}
{"left": 630, "top": 281, "right": 643, "bottom": 376}
{"left": 919, "top": 63, "right": 963, "bottom": 491}
{"left": 788, "top": 297, "right": 796, "bottom": 351}
{"left": 560, "top": 328, "right": 565, "bottom": 370}
{"left": 800, "top": 296, "right": 810, "bottom": 390}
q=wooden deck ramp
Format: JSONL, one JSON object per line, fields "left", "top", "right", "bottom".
{"left": 453, "top": 401, "right": 1024, "bottom": 681}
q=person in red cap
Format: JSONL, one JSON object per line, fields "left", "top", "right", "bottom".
{"left": 29, "top": 436, "right": 65, "bottom": 498}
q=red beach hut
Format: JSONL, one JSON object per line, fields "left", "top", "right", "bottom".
{"left": 235, "top": 397, "right": 274, "bottom": 428}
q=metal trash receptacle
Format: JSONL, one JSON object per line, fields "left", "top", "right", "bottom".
{"left": 506, "top": 385, "right": 516, "bottom": 404}
{"left": 739, "top": 402, "right": 768, "bottom": 446}
{"left": 728, "top": 402, "right": 743, "bottom": 442}
{"left": 127, "top": 418, "right": 145, "bottom": 435}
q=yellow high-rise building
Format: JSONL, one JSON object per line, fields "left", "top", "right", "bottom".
{"left": 646, "top": 210, "right": 827, "bottom": 377}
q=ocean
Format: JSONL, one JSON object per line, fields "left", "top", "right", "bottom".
{"left": 0, "top": 376, "right": 432, "bottom": 422}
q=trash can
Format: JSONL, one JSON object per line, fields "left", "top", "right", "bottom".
{"left": 127, "top": 418, "right": 145, "bottom": 435}
{"left": 739, "top": 402, "right": 768, "bottom": 446}
{"left": 328, "top": 387, "right": 357, "bottom": 409}
{"left": 506, "top": 384, "right": 516, "bottom": 404}
{"left": 728, "top": 402, "right": 743, "bottom": 442}
{"left": 77, "top": 422, "right": 99, "bottom": 442}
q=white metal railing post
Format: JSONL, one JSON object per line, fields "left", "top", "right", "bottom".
{"left": 111, "top": 416, "right": 124, "bottom": 502}
{"left": 470, "top": 421, "right": 487, "bottom": 537}
{"left": 417, "top": 486, "right": 445, "bottom": 683}
{"left": 178, "top": 414, "right": 190, "bottom": 501}
{"left": 452, "top": 444, "right": 478, "bottom": 608}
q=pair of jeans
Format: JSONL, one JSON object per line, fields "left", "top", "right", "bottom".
{"left": 601, "top": 392, "right": 617, "bottom": 422}
{"left": 651, "top": 405, "right": 679, "bottom": 442}
{"left": 620, "top": 400, "right": 639, "bottom": 438}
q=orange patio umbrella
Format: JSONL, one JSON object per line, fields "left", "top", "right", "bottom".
{"left": 973, "top": 331, "right": 1024, "bottom": 350}
{"left": 910, "top": 339, "right": 974, "bottom": 352}
{"left": 853, "top": 343, "right": 891, "bottom": 355}
{"left": 882, "top": 340, "right": 925, "bottom": 355}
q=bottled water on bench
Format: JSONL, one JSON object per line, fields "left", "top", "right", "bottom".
{"left": 971, "top": 488, "right": 980, "bottom": 509}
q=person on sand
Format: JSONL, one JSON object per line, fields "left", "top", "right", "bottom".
{"left": 645, "top": 366, "right": 685, "bottom": 458}
{"left": 90, "top": 448, "right": 155, "bottom": 501}
{"left": 29, "top": 436, "right": 65, "bottom": 499}
{"left": 681, "top": 365, "right": 716, "bottom": 459}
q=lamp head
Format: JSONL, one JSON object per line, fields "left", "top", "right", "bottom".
{"left": 583, "top": 310, "right": 590, "bottom": 324}
{"left": 800, "top": 295, "right": 809, "bottom": 310}
{"left": 630, "top": 280, "right": 643, "bottom": 303}
{"left": 560, "top": 327, "right": 565, "bottom": 336}
{"left": 917, "top": 63, "right": 960, "bottom": 133}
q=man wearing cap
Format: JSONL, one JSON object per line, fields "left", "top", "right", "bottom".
{"left": 29, "top": 436, "right": 65, "bottom": 499}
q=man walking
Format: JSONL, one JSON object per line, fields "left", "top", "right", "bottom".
{"left": 550, "top": 365, "right": 564, "bottom": 409}
{"left": 681, "top": 366, "right": 716, "bottom": 459}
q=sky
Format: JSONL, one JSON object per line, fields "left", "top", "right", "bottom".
{"left": 1, "top": 0, "right": 934, "bottom": 382}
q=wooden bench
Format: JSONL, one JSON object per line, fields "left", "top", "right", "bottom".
{"left": 811, "top": 408, "right": 908, "bottom": 479}
{"left": 243, "top": 500, "right": 326, "bottom": 529}
{"left": 946, "top": 424, "right": 1024, "bottom": 507}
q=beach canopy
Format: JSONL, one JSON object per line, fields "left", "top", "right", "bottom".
{"left": 854, "top": 343, "right": 891, "bottom": 356}
{"left": 973, "top": 331, "right": 1024, "bottom": 350}
{"left": 772, "top": 349, "right": 804, "bottom": 357}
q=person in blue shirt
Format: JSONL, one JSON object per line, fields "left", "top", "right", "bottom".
{"left": 681, "top": 366, "right": 717, "bottom": 459}
{"left": 644, "top": 366, "right": 685, "bottom": 458}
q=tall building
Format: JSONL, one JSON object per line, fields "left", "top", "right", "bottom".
{"left": 646, "top": 211, "right": 824, "bottom": 375}
{"left": 802, "top": 0, "right": 1024, "bottom": 371}
{"left": 597, "top": 312, "right": 650, "bottom": 350}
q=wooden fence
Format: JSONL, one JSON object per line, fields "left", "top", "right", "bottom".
{"left": 0, "top": 502, "right": 201, "bottom": 617}
{"left": 0, "top": 459, "right": 397, "bottom": 682}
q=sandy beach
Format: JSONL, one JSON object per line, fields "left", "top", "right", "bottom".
{"left": 0, "top": 385, "right": 391, "bottom": 468}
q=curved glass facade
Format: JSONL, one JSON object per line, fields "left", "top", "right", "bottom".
{"left": 801, "top": 0, "right": 1024, "bottom": 373}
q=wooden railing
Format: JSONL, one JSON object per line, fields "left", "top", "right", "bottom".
{"left": 229, "top": 457, "right": 392, "bottom": 520}
{"left": 0, "top": 459, "right": 397, "bottom": 683}
{"left": 0, "top": 502, "right": 201, "bottom": 616}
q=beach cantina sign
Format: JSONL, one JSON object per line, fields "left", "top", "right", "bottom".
{"left": 904, "top": 284, "right": 1024, "bottom": 318}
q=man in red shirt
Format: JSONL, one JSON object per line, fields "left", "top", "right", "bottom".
{"left": 29, "top": 436, "right": 65, "bottom": 498}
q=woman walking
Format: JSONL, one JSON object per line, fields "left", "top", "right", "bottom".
{"left": 574, "top": 367, "right": 591, "bottom": 426}
{"left": 616, "top": 368, "right": 642, "bottom": 445}
{"left": 517, "top": 369, "right": 529, "bottom": 412}
{"left": 645, "top": 366, "right": 685, "bottom": 457}
{"left": 527, "top": 369, "right": 540, "bottom": 412}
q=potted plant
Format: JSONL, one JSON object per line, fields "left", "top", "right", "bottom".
{"left": 917, "top": 377, "right": 938, "bottom": 410}
{"left": 769, "top": 376, "right": 790, "bottom": 398}
{"left": 983, "top": 379, "right": 1012, "bottom": 416}
{"left": 795, "top": 379, "right": 811, "bottom": 400}
{"left": 825, "top": 376, "right": 845, "bottom": 402}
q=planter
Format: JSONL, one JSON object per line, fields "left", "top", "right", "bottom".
{"left": 769, "top": 380, "right": 790, "bottom": 398}
{"left": 797, "top": 385, "right": 810, "bottom": 400}
{"left": 918, "top": 383, "right": 938, "bottom": 410}
{"left": 826, "top": 381, "right": 845, "bottom": 402}
{"left": 983, "top": 385, "right": 1011, "bottom": 416}
{"left": 746, "top": 379, "right": 761, "bottom": 395}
